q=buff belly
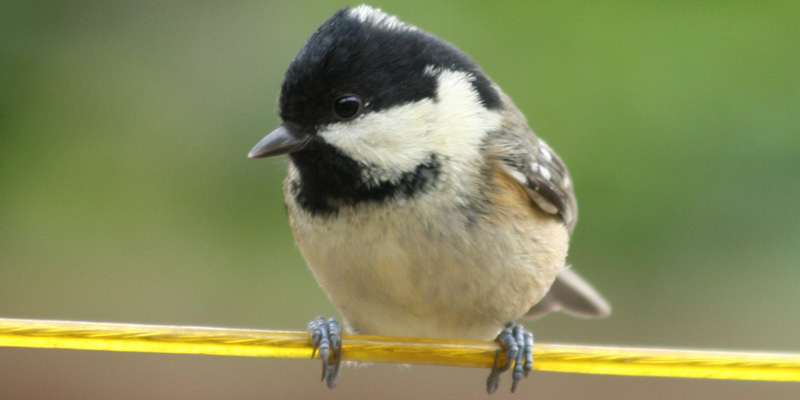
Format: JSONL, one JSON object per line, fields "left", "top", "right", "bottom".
{"left": 287, "top": 183, "right": 568, "bottom": 341}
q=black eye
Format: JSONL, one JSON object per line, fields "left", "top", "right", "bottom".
{"left": 333, "top": 95, "right": 362, "bottom": 119}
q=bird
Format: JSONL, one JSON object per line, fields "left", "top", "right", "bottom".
{"left": 248, "top": 5, "right": 610, "bottom": 394}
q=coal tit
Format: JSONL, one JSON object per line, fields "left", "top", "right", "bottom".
{"left": 249, "top": 5, "right": 610, "bottom": 394}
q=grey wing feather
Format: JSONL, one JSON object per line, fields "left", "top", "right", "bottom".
{"left": 502, "top": 138, "right": 578, "bottom": 235}
{"left": 494, "top": 112, "right": 608, "bottom": 318}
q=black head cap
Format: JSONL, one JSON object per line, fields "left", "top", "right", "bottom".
{"left": 278, "top": 5, "right": 501, "bottom": 130}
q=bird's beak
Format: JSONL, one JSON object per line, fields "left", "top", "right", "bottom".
{"left": 248, "top": 125, "right": 312, "bottom": 158}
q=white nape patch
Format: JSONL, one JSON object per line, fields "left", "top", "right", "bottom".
{"left": 348, "top": 5, "right": 414, "bottom": 32}
{"left": 318, "top": 69, "right": 501, "bottom": 183}
{"left": 423, "top": 65, "right": 441, "bottom": 76}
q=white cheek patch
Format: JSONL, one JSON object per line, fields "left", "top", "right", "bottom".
{"left": 430, "top": 69, "right": 501, "bottom": 163}
{"left": 318, "top": 69, "right": 502, "bottom": 182}
{"left": 319, "top": 99, "right": 438, "bottom": 178}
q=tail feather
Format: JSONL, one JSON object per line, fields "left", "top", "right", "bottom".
{"left": 525, "top": 267, "right": 611, "bottom": 319}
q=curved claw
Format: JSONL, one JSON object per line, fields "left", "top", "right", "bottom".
{"left": 308, "top": 316, "right": 342, "bottom": 389}
{"left": 510, "top": 325, "right": 526, "bottom": 392}
{"left": 486, "top": 322, "right": 534, "bottom": 394}
{"left": 486, "top": 351, "right": 503, "bottom": 394}
{"left": 523, "top": 330, "right": 534, "bottom": 377}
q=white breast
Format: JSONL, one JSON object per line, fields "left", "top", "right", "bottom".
{"left": 285, "top": 167, "right": 568, "bottom": 341}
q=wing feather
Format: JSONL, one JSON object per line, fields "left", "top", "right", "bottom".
{"left": 501, "top": 138, "right": 578, "bottom": 234}
{"left": 488, "top": 104, "right": 608, "bottom": 318}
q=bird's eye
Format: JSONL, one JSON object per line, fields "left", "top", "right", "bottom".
{"left": 333, "top": 95, "right": 362, "bottom": 120}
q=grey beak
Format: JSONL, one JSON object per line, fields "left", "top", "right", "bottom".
{"left": 248, "top": 125, "right": 312, "bottom": 158}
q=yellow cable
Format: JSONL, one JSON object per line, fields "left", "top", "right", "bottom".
{"left": 1, "top": 318, "right": 798, "bottom": 382}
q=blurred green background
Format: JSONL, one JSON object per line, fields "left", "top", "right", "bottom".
{"left": 2, "top": 0, "right": 798, "bottom": 398}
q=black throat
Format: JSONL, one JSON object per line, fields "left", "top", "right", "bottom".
{"left": 288, "top": 140, "right": 441, "bottom": 215}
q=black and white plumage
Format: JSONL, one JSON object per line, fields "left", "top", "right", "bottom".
{"left": 250, "top": 5, "right": 609, "bottom": 393}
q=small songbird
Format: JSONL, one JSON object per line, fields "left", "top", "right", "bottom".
{"left": 249, "top": 5, "right": 610, "bottom": 394}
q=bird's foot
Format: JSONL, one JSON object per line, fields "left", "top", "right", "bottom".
{"left": 308, "top": 316, "right": 342, "bottom": 389}
{"left": 486, "top": 322, "right": 533, "bottom": 394}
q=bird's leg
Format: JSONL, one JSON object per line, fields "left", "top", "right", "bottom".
{"left": 308, "top": 316, "right": 342, "bottom": 389}
{"left": 486, "top": 322, "right": 534, "bottom": 394}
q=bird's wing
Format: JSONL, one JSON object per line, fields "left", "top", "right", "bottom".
{"left": 500, "top": 138, "right": 577, "bottom": 234}
{"left": 499, "top": 137, "right": 609, "bottom": 318}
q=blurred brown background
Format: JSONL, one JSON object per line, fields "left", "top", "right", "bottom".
{"left": 1, "top": 0, "right": 798, "bottom": 398}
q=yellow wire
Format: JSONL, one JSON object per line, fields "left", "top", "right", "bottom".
{"left": 1, "top": 318, "right": 798, "bottom": 382}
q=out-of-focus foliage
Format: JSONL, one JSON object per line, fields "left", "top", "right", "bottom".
{"left": 1, "top": 1, "right": 798, "bottom": 399}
